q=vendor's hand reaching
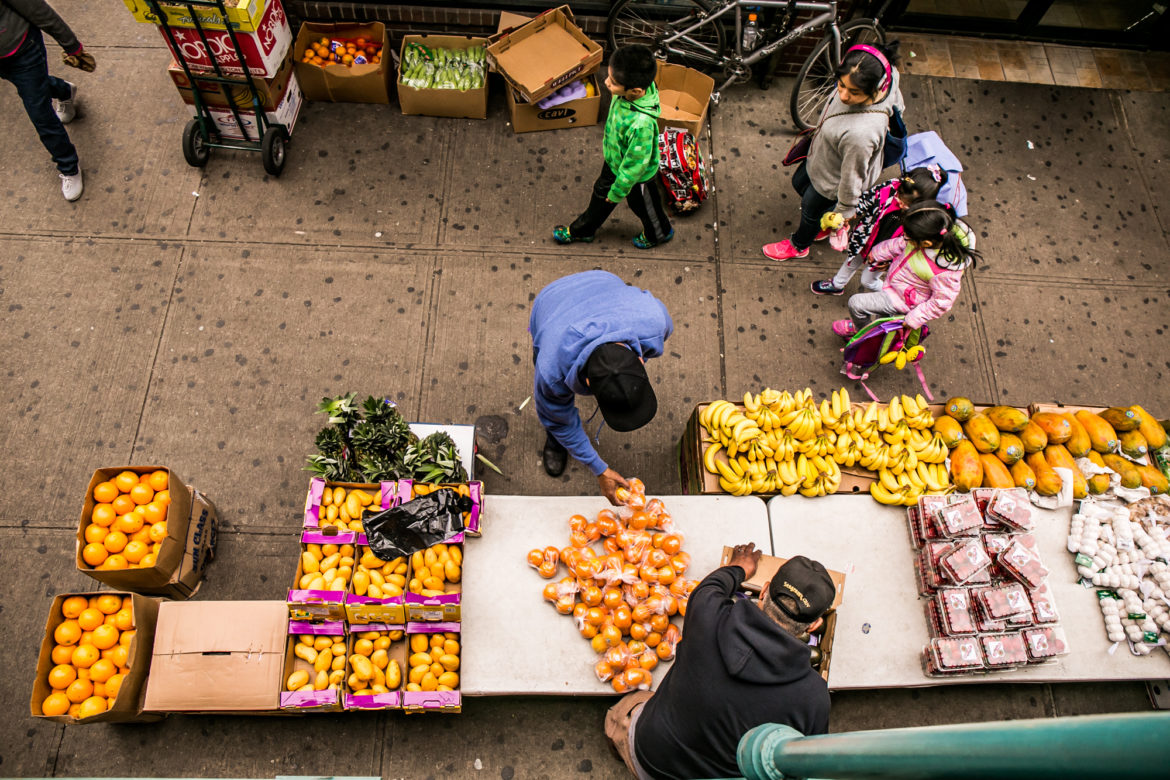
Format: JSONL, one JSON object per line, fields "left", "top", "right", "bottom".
{"left": 62, "top": 48, "right": 96, "bottom": 72}
{"left": 727, "top": 543, "right": 762, "bottom": 580}
{"left": 598, "top": 468, "right": 629, "bottom": 506}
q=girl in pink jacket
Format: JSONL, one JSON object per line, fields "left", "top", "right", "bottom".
{"left": 832, "top": 201, "right": 980, "bottom": 337}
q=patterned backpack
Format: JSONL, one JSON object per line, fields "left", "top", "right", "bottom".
{"left": 658, "top": 128, "right": 708, "bottom": 214}
{"left": 842, "top": 317, "right": 932, "bottom": 402}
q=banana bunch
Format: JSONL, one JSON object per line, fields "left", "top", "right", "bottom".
{"left": 796, "top": 454, "right": 842, "bottom": 497}
{"left": 764, "top": 427, "right": 799, "bottom": 461}
{"left": 796, "top": 431, "right": 836, "bottom": 458}
{"left": 831, "top": 429, "right": 868, "bottom": 467}
{"left": 779, "top": 404, "right": 821, "bottom": 441}
{"left": 706, "top": 445, "right": 782, "bottom": 496}
{"left": 818, "top": 388, "right": 852, "bottom": 432}
{"left": 912, "top": 432, "right": 949, "bottom": 464}
{"left": 870, "top": 461, "right": 950, "bottom": 505}
{"left": 699, "top": 400, "right": 764, "bottom": 457}
{"left": 879, "top": 343, "right": 926, "bottom": 370}
{"left": 743, "top": 390, "right": 786, "bottom": 431}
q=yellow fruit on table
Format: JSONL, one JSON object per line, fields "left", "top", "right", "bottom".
{"left": 61, "top": 596, "right": 88, "bottom": 620}
{"left": 114, "top": 471, "right": 139, "bottom": 493}
{"left": 148, "top": 470, "right": 169, "bottom": 491}
{"left": 51, "top": 644, "right": 75, "bottom": 665}
{"left": 93, "top": 481, "right": 119, "bottom": 504}
{"left": 81, "top": 543, "right": 108, "bottom": 567}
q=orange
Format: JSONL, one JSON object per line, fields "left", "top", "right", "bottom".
{"left": 54, "top": 619, "right": 82, "bottom": 646}
{"left": 91, "top": 503, "right": 116, "bottom": 527}
{"left": 103, "top": 530, "right": 127, "bottom": 554}
{"left": 130, "top": 483, "right": 154, "bottom": 505}
{"left": 93, "top": 681, "right": 107, "bottom": 698}
{"left": 81, "top": 543, "right": 108, "bottom": 567}
{"left": 78, "top": 608, "right": 104, "bottom": 631}
{"left": 143, "top": 502, "right": 166, "bottom": 524}
{"left": 154, "top": 489, "right": 171, "bottom": 508}
{"left": 114, "top": 471, "right": 139, "bottom": 492}
{"left": 93, "top": 481, "right": 119, "bottom": 503}
{"left": 92, "top": 624, "right": 120, "bottom": 650}
{"left": 48, "top": 664, "right": 76, "bottom": 690}
{"left": 140, "top": 553, "right": 156, "bottom": 568}
{"left": 115, "top": 511, "right": 144, "bottom": 534}
{"left": 76, "top": 667, "right": 90, "bottom": 680}
{"left": 148, "top": 520, "right": 168, "bottom": 543}
{"left": 88, "top": 658, "right": 116, "bottom": 684}
{"left": 106, "top": 673, "right": 124, "bottom": 700}
{"left": 111, "top": 494, "right": 135, "bottom": 516}
{"left": 101, "top": 554, "right": 128, "bottom": 571}
{"left": 65, "top": 678, "right": 94, "bottom": 703}
{"left": 106, "top": 644, "right": 128, "bottom": 668}
{"left": 71, "top": 644, "right": 99, "bottom": 669}
{"left": 122, "top": 541, "right": 148, "bottom": 564}
{"left": 61, "top": 596, "right": 89, "bottom": 619}
{"left": 129, "top": 528, "right": 151, "bottom": 546}
{"left": 84, "top": 524, "right": 109, "bottom": 544}
{"left": 67, "top": 703, "right": 81, "bottom": 719}
{"left": 119, "top": 628, "right": 136, "bottom": 647}
{"left": 51, "top": 644, "right": 75, "bottom": 665}
{"left": 77, "top": 696, "right": 107, "bottom": 719}
{"left": 95, "top": 594, "right": 122, "bottom": 615}
{"left": 42, "top": 691, "right": 71, "bottom": 717}
{"left": 122, "top": 596, "right": 133, "bottom": 610}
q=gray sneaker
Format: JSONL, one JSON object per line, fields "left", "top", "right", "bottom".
{"left": 60, "top": 169, "right": 83, "bottom": 201}
{"left": 53, "top": 82, "right": 77, "bottom": 124}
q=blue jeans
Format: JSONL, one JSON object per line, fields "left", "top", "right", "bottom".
{"left": 790, "top": 162, "right": 836, "bottom": 250}
{"left": 0, "top": 29, "right": 78, "bottom": 175}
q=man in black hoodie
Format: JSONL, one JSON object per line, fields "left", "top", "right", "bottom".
{"left": 606, "top": 544, "right": 834, "bottom": 779}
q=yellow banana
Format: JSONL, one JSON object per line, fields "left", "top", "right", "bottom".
{"left": 703, "top": 443, "right": 721, "bottom": 474}
{"left": 880, "top": 350, "right": 899, "bottom": 365}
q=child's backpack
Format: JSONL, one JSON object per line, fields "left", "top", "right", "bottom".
{"left": 658, "top": 128, "right": 708, "bottom": 214}
{"left": 842, "top": 317, "right": 933, "bottom": 402}
{"left": 902, "top": 131, "right": 967, "bottom": 217}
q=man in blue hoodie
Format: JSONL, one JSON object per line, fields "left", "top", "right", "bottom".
{"left": 606, "top": 545, "right": 833, "bottom": 779}
{"left": 530, "top": 270, "right": 672, "bottom": 504}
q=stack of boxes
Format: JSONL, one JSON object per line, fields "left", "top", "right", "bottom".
{"left": 119, "top": 0, "right": 303, "bottom": 141}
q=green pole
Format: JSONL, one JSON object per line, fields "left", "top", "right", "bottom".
{"left": 737, "top": 712, "right": 1170, "bottom": 780}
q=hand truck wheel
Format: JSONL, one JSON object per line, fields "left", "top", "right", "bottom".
{"left": 182, "top": 119, "right": 210, "bottom": 167}
{"left": 261, "top": 126, "right": 287, "bottom": 177}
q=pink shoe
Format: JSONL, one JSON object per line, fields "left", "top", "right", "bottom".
{"left": 813, "top": 229, "right": 831, "bottom": 242}
{"left": 761, "top": 239, "right": 809, "bottom": 261}
{"left": 832, "top": 319, "right": 857, "bottom": 338}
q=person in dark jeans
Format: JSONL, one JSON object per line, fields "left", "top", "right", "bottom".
{"left": 0, "top": 0, "right": 96, "bottom": 201}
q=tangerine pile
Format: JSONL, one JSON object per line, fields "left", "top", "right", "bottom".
{"left": 526, "top": 480, "right": 699, "bottom": 693}
{"left": 301, "top": 36, "right": 382, "bottom": 68}
{"left": 40, "top": 594, "right": 137, "bottom": 719}
{"left": 82, "top": 470, "right": 170, "bottom": 570}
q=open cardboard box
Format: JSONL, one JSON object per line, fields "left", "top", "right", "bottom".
{"left": 76, "top": 466, "right": 218, "bottom": 599}
{"left": 656, "top": 62, "right": 714, "bottom": 136}
{"left": 497, "top": 10, "right": 599, "bottom": 133}
{"left": 405, "top": 540, "right": 463, "bottom": 623}
{"left": 158, "top": 0, "right": 291, "bottom": 78}
{"left": 487, "top": 5, "right": 602, "bottom": 104}
{"left": 280, "top": 620, "right": 345, "bottom": 711}
{"left": 121, "top": 0, "right": 266, "bottom": 31}
{"left": 31, "top": 592, "right": 161, "bottom": 723}
{"left": 346, "top": 544, "right": 408, "bottom": 625}
{"left": 288, "top": 529, "right": 354, "bottom": 621}
{"left": 304, "top": 477, "right": 400, "bottom": 530}
{"left": 401, "top": 479, "right": 484, "bottom": 537}
{"left": 720, "top": 549, "right": 846, "bottom": 682}
{"left": 397, "top": 34, "right": 490, "bottom": 119}
{"left": 143, "top": 600, "right": 287, "bottom": 713}
{"left": 294, "top": 21, "right": 392, "bottom": 103}
{"left": 402, "top": 622, "right": 461, "bottom": 713}
{"left": 343, "top": 624, "right": 407, "bottom": 710}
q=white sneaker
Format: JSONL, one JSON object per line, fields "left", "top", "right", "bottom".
{"left": 60, "top": 169, "right": 83, "bottom": 201}
{"left": 53, "top": 82, "right": 77, "bottom": 124}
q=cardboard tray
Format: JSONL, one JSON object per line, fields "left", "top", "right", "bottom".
{"left": 288, "top": 529, "right": 355, "bottom": 622}
{"left": 343, "top": 625, "right": 407, "bottom": 710}
{"left": 402, "top": 622, "right": 461, "bottom": 713}
{"left": 398, "top": 35, "right": 490, "bottom": 120}
{"left": 294, "top": 21, "right": 393, "bottom": 104}
{"left": 121, "top": 0, "right": 266, "bottom": 31}
{"left": 486, "top": 5, "right": 602, "bottom": 104}
{"left": 280, "top": 621, "right": 345, "bottom": 711}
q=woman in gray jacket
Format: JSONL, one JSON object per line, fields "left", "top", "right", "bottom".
{"left": 764, "top": 41, "right": 904, "bottom": 262}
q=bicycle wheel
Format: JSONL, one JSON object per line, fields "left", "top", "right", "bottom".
{"left": 608, "top": 0, "right": 727, "bottom": 69}
{"left": 790, "top": 18, "right": 886, "bottom": 131}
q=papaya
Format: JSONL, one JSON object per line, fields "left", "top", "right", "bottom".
{"left": 949, "top": 440, "right": 983, "bottom": 492}
{"left": 1118, "top": 429, "right": 1148, "bottom": 460}
{"left": 1074, "top": 410, "right": 1119, "bottom": 454}
{"left": 1044, "top": 444, "right": 1086, "bottom": 499}
{"left": 993, "top": 433, "right": 1024, "bottom": 465}
{"left": 963, "top": 413, "right": 1000, "bottom": 454}
{"left": 933, "top": 416, "right": 965, "bottom": 449}
{"left": 979, "top": 454, "right": 1014, "bottom": 489}
{"left": 1131, "top": 404, "right": 1168, "bottom": 450}
{"left": 1026, "top": 452, "right": 1064, "bottom": 496}
{"left": 1030, "top": 412, "right": 1071, "bottom": 444}
{"left": 1010, "top": 459, "right": 1037, "bottom": 491}
{"left": 1099, "top": 406, "right": 1140, "bottom": 432}
{"left": 1135, "top": 464, "right": 1169, "bottom": 495}
{"left": 1018, "top": 420, "right": 1048, "bottom": 453}
{"left": 1087, "top": 473, "right": 1111, "bottom": 495}
{"left": 1102, "top": 453, "right": 1142, "bottom": 489}
{"left": 985, "top": 406, "right": 1029, "bottom": 433}
{"left": 1061, "top": 413, "right": 1091, "bottom": 458}
{"left": 945, "top": 397, "right": 975, "bottom": 422}
{"left": 1086, "top": 450, "right": 1106, "bottom": 468}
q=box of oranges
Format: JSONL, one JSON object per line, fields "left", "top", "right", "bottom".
{"left": 76, "top": 466, "right": 218, "bottom": 598}
{"left": 31, "top": 591, "right": 161, "bottom": 723}
{"left": 293, "top": 21, "right": 392, "bottom": 104}
{"left": 401, "top": 623, "right": 461, "bottom": 713}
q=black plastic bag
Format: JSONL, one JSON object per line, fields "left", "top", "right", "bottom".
{"left": 362, "top": 489, "right": 471, "bottom": 561}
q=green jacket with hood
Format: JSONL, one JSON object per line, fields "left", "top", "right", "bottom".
{"left": 602, "top": 82, "right": 661, "bottom": 202}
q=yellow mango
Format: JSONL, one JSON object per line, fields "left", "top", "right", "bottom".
{"left": 368, "top": 569, "right": 385, "bottom": 587}
{"left": 406, "top": 683, "right": 422, "bottom": 692}
{"left": 373, "top": 636, "right": 391, "bottom": 651}
{"left": 328, "top": 579, "right": 347, "bottom": 591}
{"left": 411, "top": 551, "right": 425, "bottom": 571}
{"left": 444, "top": 560, "right": 462, "bottom": 583}
{"left": 301, "top": 552, "right": 319, "bottom": 574}
{"left": 352, "top": 570, "right": 369, "bottom": 596}
{"left": 387, "top": 573, "right": 407, "bottom": 588}
{"left": 322, "top": 543, "right": 339, "bottom": 557}
{"left": 314, "top": 648, "right": 333, "bottom": 672}
{"left": 299, "top": 572, "right": 317, "bottom": 589}
{"left": 371, "top": 649, "right": 389, "bottom": 670}
{"left": 408, "top": 665, "right": 427, "bottom": 685}
{"left": 443, "top": 639, "right": 460, "bottom": 656}
{"left": 371, "top": 684, "right": 389, "bottom": 695}
{"left": 410, "top": 634, "right": 429, "bottom": 654}
{"left": 438, "top": 654, "right": 460, "bottom": 671}
{"left": 346, "top": 494, "right": 362, "bottom": 520}
{"left": 325, "top": 504, "right": 339, "bottom": 522}
{"left": 293, "top": 644, "right": 317, "bottom": 664}
{"left": 328, "top": 669, "right": 345, "bottom": 686}
{"left": 340, "top": 544, "right": 354, "bottom": 557}
{"left": 307, "top": 575, "right": 326, "bottom": 591}
{"left": 321, "top": 489, "right": 333, "bottom": 507}
{"left": 367, "top": 584, "right": 384, "bottom": 599}
{"left": 320, "top": 553, "right": 340, "bottom": 571}
{"left": 322, "top": 569, "right": 338, "bottom": 585}
{"left": 314, "top": 669, "right": 329, "bottom": 690}
{"left": 438, "top": 671, "right": 459, "bottom": 689}
{"left": 386, "top": 660, "right": 401, "bottom": 689}
{"left": 354, "top": 638, "right": 374, "bottom": 657}
{"left": 332, "top": 486, "right": 346, "bottom": 505}
{"left": 298, "top": 635, "right": 316, "bottom": 646}
{"left": 409, "top": 652, "right": 433, "bottom": 669}
{"left": 449, "top": 547, "right": 462, "bottom": 565}
{"left": 420, "top": 672, "right": 438, "bottom": 691}
{"left": 429, "top": 563, "right": 445, "bottom": 580}
{"left": 286, "top": 670, "right": 310, "bottom": 690}
{"left": 360, "top": 550, "right": 383, "bottom": 569}
{"left": 350, "top": 654, "right": 375, "bottom": 680}
{"left": 422, "top": 576, "right": 446, "bottom": 592}
{"left": 331, "top": 654, "right": 346, "bottom": 671}
{"left": 347, "top": 672, "right": 363, "bottom": 690}
{"left": 352, "top": 489, "right": 374, "bottom": 506}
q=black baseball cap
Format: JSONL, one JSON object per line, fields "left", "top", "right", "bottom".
{"left": 769, "top": 556, "right": 835, "bottom": 622}
{"left": 583, "top": 343, "right": 658, "bottom": 433}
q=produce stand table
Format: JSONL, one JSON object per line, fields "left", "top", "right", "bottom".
{"left": 767, "top": 495, "right": 1170, "bottom": 689}
{"left": 461, "top": 495, "right": 772, "bottom": 695}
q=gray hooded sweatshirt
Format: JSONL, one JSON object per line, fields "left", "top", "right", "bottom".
{"left": 0, "top": 0, "right": 80, "bottom": 58}
{"left": 807, "top": 67, "right": 905, "bottom": 219}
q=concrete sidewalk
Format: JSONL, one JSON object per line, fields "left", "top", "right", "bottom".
{"left": 2, "top": 3, "right": 1167, "bottom": 777}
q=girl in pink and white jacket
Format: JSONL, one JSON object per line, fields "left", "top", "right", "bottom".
{"left": 832, "top": 201, "right": 981, "bottom": 337}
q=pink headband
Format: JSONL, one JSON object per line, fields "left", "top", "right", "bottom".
{"left": 847, "top": 44, "right": 891, "bottom": 95}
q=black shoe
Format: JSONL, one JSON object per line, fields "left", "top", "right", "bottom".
{"left": 811, "top": 279, "right": 845, "bottom": 296}
{"left": 542, "top": 433, "right": 568, "bottom": 477}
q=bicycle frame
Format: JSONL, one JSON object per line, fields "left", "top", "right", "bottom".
{"left": 655, "top": 1, "right": 843, "bottom": 93}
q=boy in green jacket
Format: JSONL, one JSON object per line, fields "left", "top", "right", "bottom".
{"left": 554, "top": 45, "right": 673, "bottom": 249}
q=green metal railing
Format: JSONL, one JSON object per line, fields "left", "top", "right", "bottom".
{"left": 735, "top": 712, "right": 1170, "bottom": 780}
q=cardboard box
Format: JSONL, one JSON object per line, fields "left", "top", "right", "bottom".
{"left": 31, "top": 592, "right": 161, "bottom": 723}
{"left": 168, "top": 49, "right": 293, "bottom": 111}
{"left": 143, "top": 600, "right": 287, "bottom": 713}
{"left": 77, "top": 467, "right": 218, "bottom": 599}
{"left": 280, "top": 620, "right": 345, "bottom": 711}
{"left": 403, "top": 480, "right": 484, "bottom": 537}
{"left": 655, "top": 62, "right": 714, "bottom": 136}
{"left": 159, "top": 0, "right": 291, "bottom": 77}
{"left": 343, "top": 624, "right": 405, "bottom": 710}
{"left": 487, "top": 5, "right": 602, "bottom": 104}
{"left": 304, "top": 477, "right": 400, "bottom": 530}
{"left": 187, "top": 69, "right": 303, "bottom": 142}
{"left": 720, "top": 549, "right": 846, "bottom": 682}
{"left": 345, "top": 544, "right": 407, "bottom": 625}
{"left": 401, "top": 623, "right": 461, "bottom": 713}
{"left": 405, "top": 541, "right": 463, "bottom": 623}
{"left": 294, "top": 22, "right": 392, "bottom": 104}
{"left": 288, "top": 529, "right": 354, "bottom": 622}
{"left": 506, "top": 73, "right": 600, "bottom": 133}
{"left": 121, "top": 0, "right": 267, "bottom": 32}
{"left": 397, "top": 34, "right": 489, "bottom": 119}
